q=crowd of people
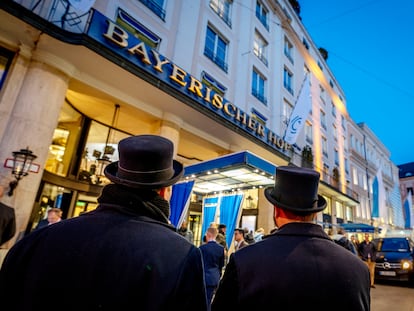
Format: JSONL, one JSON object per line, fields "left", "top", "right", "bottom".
{"left": 0, "top": 135, "right": 375, "bottom": 310}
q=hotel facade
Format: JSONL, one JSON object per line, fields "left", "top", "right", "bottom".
{"left": 0, "top": 0, "right": 406, "bottom": 257}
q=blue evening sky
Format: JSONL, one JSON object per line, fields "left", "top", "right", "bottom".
{"left": 299, "top": 0, "right": 414, "bottom": 165}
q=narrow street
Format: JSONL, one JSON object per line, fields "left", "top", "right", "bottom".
{"left": 371, "top": 281, "right": 414, "bottom": 311}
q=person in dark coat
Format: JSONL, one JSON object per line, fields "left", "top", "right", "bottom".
{"left": 0, "top": 185, "right": 16, "bottom": 246}
{"left": 0, "top": 135, "right": 208, "bottom": 311}
{"left": 212, "top": 166, "right": 370, "bottom": 311}
{"left": 199, "top": 226, "right": 225, "bottom": 304}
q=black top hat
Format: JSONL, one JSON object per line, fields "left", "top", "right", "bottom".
{"left": 104, "top": 135, "right": 184, "bottom": 188}
{"left": 264, "top": 166, "right": 326, "bottom": 213}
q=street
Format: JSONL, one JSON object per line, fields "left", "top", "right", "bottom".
{"left": 371, "top": 281, "right": 414, "bottom": 311}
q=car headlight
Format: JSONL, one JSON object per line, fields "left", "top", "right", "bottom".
{"left": 401, "top": 260, "right": 412, "bottom": 270}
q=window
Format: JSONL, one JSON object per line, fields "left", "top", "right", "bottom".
{"left": 255, "top": 1, "right": 269, "bottom": 30}
{"left": 283, "top": 67, "right": 293, "bottom": 94}
{"left": 333, "top": 124, "right": 337, "bottom": 141}
{"left": 341, "top": 115, "right": 346, "bottom": 129}
{"left": 331, "top": 101, "right": 336, "bottom": 117}
{"left": 322, "top": 136, "right": 328, "bottom": 157}
{"left": 138, "top": 0, "right": 166, "bottom": 20}
{"left": 210, "top": 0, "right": 232, "bottom": 27}
{"left": 252, "top": 69, "right": 267, "bottom": 104}
{"left": 302, "top": 37, "right": 309, "bottom": 50}
{"left": 284, "top": 36, "right": 293, "bottom": 63}
{"left": 0, "top": 47, "right": 14, "bottom": 90}
{"left": 201, "top": 71, "right": 227, "bottom": 97}
{"left": 334, "top": 149, "right": 339, "bottom": 166}
{"left": 305, "top": 122, "right": 313, "bottom": 144}
{"left": 116, "top": 9, "right": 161, "bottom": 49}
{"left": 352, "top": 167, "right": 358, "bottom": 186}
{"left": 253, "top": 30, "right": 268, "bottom": 65}
{"left": 345, "top": 158, "right": 349, "bottom": 174}
{"left": 317, "top": 60, "right": 323, "bottom": 71}
{"left": 204, "top": 25, "right": 228, "bottom": 72}
{"left": 320, "top": 85, "right": 325, "bottom": 101}
{"left": 320, "top": 110, "right": 326, "bottom": 130}
{"left": 282, "top": 99, "right": 293, "bottom": 125}
{"left": 335, "top": 201, "right": 343, "bottom": 219}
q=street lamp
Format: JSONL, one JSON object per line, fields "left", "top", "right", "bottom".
{"left": 8, "top": 147, "right": 37, "bottom": 196}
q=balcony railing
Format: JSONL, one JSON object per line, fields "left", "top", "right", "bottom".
{"left": 11, "top": 0, "right": 91, "bottom": 33}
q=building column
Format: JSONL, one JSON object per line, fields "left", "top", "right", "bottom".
{"left": 0, "top": 49, "right": 74, "bottom": 248}
{"left": 159, "top": 112, "right": 183, "bottom": 158}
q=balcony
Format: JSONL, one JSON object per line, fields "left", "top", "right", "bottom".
{"left": 10, "top": 0, "right": 91, "bottom": 33}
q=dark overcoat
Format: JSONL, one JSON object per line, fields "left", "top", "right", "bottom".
{"left": 0, "top": 203, "right": 208, "bottom": 311}
{"left": 0, "top": 202, "right": 16, "bottom": 245}
{"left": 212, "top": 222, "right": 370, "bottom": 311}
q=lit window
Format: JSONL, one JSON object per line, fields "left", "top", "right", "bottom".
{"left": 210, "top": 0, "right": 232, "bottom": 27}
{"left": 253, "top": 30, "right": 268, "bottom": 66}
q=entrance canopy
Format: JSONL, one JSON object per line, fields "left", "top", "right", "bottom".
{"left": 182, "top": 151, "right": 276, "bottom": 194}
{"left": 341, "top": 223, "right": 376, "bottom": 233}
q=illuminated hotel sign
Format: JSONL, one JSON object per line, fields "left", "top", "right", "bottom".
{"left": 87, "top": 10, "right": 291, "bottom": 153}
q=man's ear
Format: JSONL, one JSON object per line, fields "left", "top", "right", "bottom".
{"left": 158, "top": 186, "right": 172, "bottom": 200}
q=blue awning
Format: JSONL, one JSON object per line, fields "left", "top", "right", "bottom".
{"left": 341, "top": 223, "right": 376, "bottom": 233}
{"left": 182, "top": 151, "right": 276, "bottom": 194}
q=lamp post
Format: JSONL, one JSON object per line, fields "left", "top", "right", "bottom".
{"left": 8, "top": 147, "right": 37, "bottom": 196}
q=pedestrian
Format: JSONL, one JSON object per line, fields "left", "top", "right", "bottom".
{"left": 35, "top": 207, "right": 63, "bottom": 229}
{"left": 350, "top": 234, "right": 360, "bottom": 251}
{"left": 0, "top": 135, "right": 208, "bottom": 311}
{"left": 332, "top": 227, "right": 358, "bottom": 255}
{"left": 199, "top": 226, "right": 225, "bottom": 305}
{"left": 212, "top": 166, "right": 370, "bottom": 310}
{"left": 0, "top": 185, "right": 16, "bottom": 246}
{"left": 358, "top": 233, "right": 377, "bottom": 288}
{"left": 233, "top": 228, "right": 248, "bottom": 251}
{"left": 178, "top": 220, "right": 194, "bottom": 243}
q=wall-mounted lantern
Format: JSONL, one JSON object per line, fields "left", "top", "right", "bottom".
{"left": 8, "top": 147, "right": 37, "bottom": 196}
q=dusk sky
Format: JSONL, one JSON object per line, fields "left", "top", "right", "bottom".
{"left": 299, "top": 0, "right": 414, "bottom": 166}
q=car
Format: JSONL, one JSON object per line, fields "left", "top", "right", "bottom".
{"left": 373, "top": 237, "right": 414, "bottom": 283}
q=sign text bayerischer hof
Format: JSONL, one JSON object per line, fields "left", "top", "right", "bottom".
{"left": 87, "top": 10, "right": 291, "bottom": 153}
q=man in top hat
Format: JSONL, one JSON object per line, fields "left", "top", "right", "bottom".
{"left": 0, "top": 135, "right": 208, "bottom": 311}
{"left": 212, "top": 165, "right": 370, "bottom": 310}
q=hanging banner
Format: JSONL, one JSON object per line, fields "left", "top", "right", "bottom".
{"left": 219, "top": 194, "right": 244, "bottom": 248}
{"left": 372, "top": 169, "right": 387, "bottom": 221}
{"left": 170, "top": 180, "right": 194, "bottom": 227}
{"left": 403, "top": 190, "right": 413, "bottom": 229}
{"left": 201, "top": 196, "right": 219, "bottom": 240}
